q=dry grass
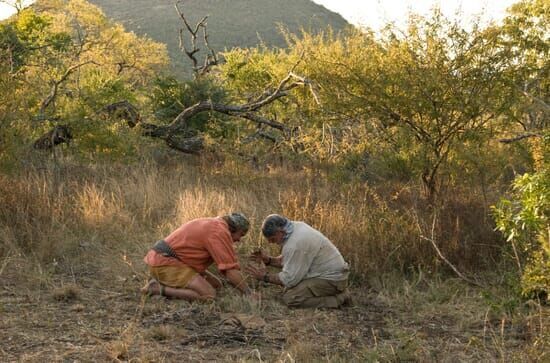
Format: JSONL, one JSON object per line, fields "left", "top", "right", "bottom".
{"left": 0, "top": 154, "right": 547, "bottom": 362}
{"left": 51, "top": 283, "right": 80, "bottom": 302}
{"left": 0, "top": 154, "right": 501, "bottom": 277}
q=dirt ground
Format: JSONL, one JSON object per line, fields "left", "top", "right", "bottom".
{"left": 1, "top": 263, "right": 547, "bottom": 362}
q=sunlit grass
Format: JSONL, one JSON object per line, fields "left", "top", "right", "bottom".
{"left": 0, "top": 154, "right": 503, "bottom": 278}
{"left": 0, "top": 155, "right": 546, "bottom": 362}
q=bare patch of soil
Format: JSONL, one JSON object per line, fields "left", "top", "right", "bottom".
{"left": 0, "top": 265, "right": 547, "bottom": 362}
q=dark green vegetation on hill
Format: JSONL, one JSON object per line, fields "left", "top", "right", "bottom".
{"left": 88, "top": 0, "right": 350, "bottom": 77}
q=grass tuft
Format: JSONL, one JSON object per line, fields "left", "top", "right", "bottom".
{"left": 52, "top": 284, "right": 80, "bottom": 302}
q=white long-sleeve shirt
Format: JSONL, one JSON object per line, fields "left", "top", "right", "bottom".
{"left": 278, "top": 222, "right": 349, "bottom": 288}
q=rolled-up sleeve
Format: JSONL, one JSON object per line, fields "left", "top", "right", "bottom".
{"left": 278, "top": 246, "right": 316, "bottom": 288}
{"left": 205, "top": 231, "right": 240, "bottom": 272}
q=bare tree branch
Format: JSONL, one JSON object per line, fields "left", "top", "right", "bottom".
{"left": 417, "top": 213, "right": 485, "bottom": 288}
{"left": 235, "top": 112, "right": 287, "bottom": 132}
{"left": 499, "top": 133, "right": 542, "bottom": 144}
{"left": 0, "top": 0, "right": 24, "bottom": 14}
{"left": 98, "top": 5, "right": 315, "bottom": 154}
{"left": 38, "top": 60, "right": 97, "bottom": 117}
{"left": 175, "top": 1, "right": 218, "bottom": 77}
{"left": 165, "top": 69, "right": 308, "bottom": 134}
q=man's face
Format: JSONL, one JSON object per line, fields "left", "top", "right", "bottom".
{"left": 266, "top": 230, "right": 285, "bottom": 245}
{"left": 231, "top": 229, "right": 246, "bottom": 243}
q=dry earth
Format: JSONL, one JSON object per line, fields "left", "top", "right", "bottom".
{"left": 1, "top": 257, "right": 547, "bottom": 362}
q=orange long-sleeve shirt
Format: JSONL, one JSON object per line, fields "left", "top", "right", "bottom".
{"left": 144, "top": 217, "right": 240, "bottom": 273}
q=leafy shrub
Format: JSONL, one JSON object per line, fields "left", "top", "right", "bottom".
{"left": 493, "top": 135, "right": 549, "bottom": 301}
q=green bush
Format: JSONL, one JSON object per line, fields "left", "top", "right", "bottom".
{"left": 493, "top": 135, "right": 549, "bottom": 301}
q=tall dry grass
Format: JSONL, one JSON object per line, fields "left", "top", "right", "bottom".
{"left": 2, "top": 155, "right": 546, "bottom": 362}
{"left": 0, "top": 154, "right": 503, "bottom": 285}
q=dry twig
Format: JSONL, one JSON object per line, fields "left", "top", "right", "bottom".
{"left": 418, "top": 213, "right": 485, "bottom": 288}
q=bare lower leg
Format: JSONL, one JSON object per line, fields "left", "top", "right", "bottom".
{"left": 163, "top": 286, "right": 209, "bottom": 301}
{"left": 141, "top": 280, "right": 211, "bottom": 302}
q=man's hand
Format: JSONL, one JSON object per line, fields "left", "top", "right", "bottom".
{"left": 249, "top": 249, "right": 269, "bottom": 264}
{"left": 245, "top": 264, "right": 267, "bottom": 281}
{"left": 224, "top": 268, "right": 253, "bottom": 295}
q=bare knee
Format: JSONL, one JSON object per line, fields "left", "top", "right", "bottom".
{"left": 188, "top": 275, "right": 217, "bottom": 300}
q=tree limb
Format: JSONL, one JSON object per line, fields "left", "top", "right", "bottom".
{"left": 38, "top": 60, "right": 97, "bottom": 117}
{"left": 168, "top": 73, "right": 306, "bottom": 132}
{"left": 175, "top": 1, "right": 218, "bottom": 77}
{"left": 499, "top": 133, "right": 542, "bottom": 144}
{"left": 418, "top": 213, "right": 485, "bottom": 288}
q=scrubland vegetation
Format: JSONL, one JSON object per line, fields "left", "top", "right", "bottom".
{"left": 0, "top": 154, "right": 547, "bottom": 361}
{"left": 0, "top": 0, "right": 548, "bottom": 361}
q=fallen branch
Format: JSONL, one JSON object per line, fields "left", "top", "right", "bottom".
{"left": 167, "top": 71, "right": 307, "bottom": 133}
{"left": 98, "top": 100, "right": 141, "bottom": 127}
{"left": 418, "top": 213, "right": 485, "bottom": 288}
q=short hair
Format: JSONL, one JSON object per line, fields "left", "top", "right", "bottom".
{"left": 222, "top": 212, "right": 250, "bottom": 234}
{"left": 261, "top": 214, "right": 289, "bottom": 237}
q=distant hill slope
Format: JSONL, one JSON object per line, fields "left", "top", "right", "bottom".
{"left": 88, "top": 0, "right": 350, "bottom": 77}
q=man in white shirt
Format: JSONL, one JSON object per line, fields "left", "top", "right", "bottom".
{"left": 246, "top": 214, "right": 351, "bottom": 308}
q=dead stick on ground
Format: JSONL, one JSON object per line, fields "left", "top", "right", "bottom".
{"left": 418, "top": 213, "right": 485, "bottom": 288}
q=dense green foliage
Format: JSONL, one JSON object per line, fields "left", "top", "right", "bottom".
{"left": 214, "top": 5, "right": 546, "bottom": 195}
{"left": 499, "top": 0, "right": 549, "bottom": 132}
{"left": 494, "top": 135, "right": 549, "bottom": 301}
{"left": 0, "top": 0, "right": 168, "bottom": 164}
{"left": 150, "top": 76, "right": 226, "bottom": 133}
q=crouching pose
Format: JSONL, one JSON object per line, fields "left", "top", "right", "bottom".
{"left": 142, "top": 213, "right": 254, "bottom": 301}
{"left": 246, "top": 214, "right": 350, "bottom": 308}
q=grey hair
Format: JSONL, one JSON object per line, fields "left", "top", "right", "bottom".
{"left": 261, "top": 214, "right": 289, "bottom": 237}
{"left": 222, "top": 212, "right": 250, "bottom": 234}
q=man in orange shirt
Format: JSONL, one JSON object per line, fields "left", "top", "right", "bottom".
{"left": 142, "top": 213, "right": 253, "bottom": 301}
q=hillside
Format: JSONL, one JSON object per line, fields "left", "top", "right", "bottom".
{"left": 88, "top": 0, "right": 350, "bottom": 77}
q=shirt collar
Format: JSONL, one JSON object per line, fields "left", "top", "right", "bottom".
{"left": 282, "top": 220, "right": 294, "bottom": 242}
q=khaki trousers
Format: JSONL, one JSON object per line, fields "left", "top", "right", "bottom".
{"left": 282, "top": 278, "right": 348, "bottom": 309}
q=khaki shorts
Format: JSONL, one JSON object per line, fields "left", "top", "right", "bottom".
{"left": 148, "top": 264, "right": 198, "bottom": 288}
